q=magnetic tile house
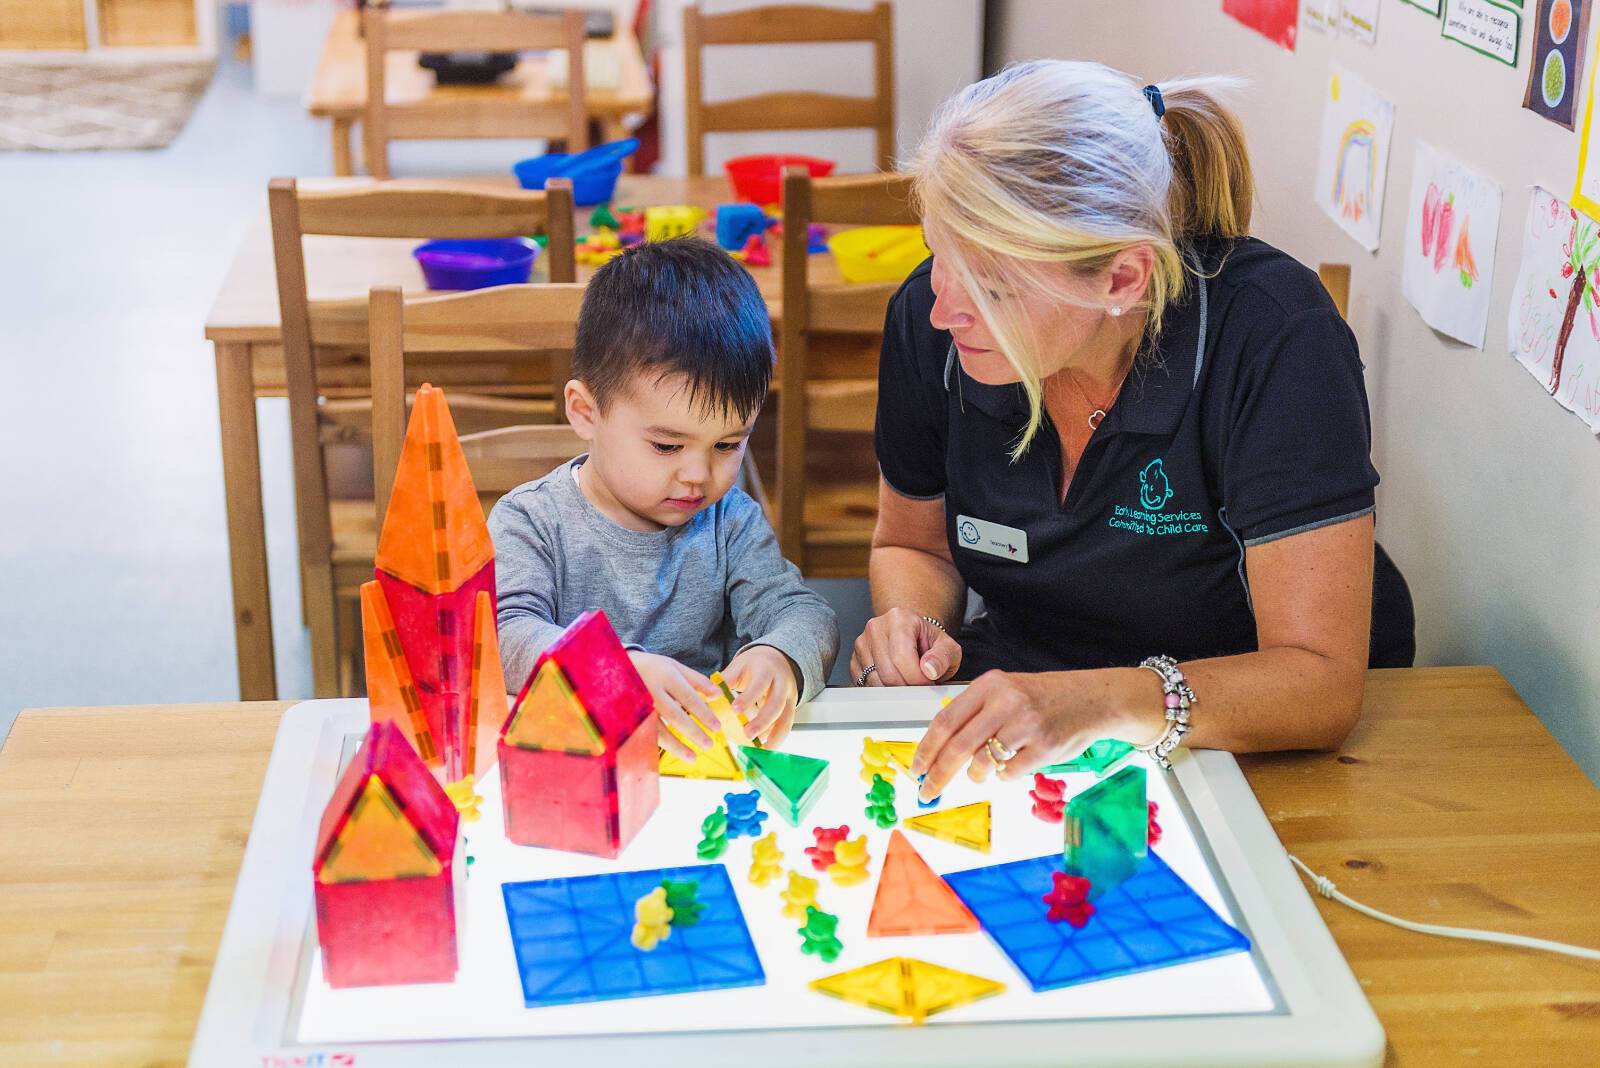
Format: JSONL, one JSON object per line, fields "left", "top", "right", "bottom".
{"left": 499, "top": 610, "right": 660, "bottom": 857}
{"left": 362, "top": 384, "right": 510, "bottom": 784}
{"left": 313, "top": 721, "right": 460, "bottom": 988}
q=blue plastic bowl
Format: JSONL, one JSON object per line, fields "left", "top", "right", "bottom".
{"left": 413, "top": 238, "right": 538, "bottom": 290}
{"left": 513, "top": 137, "right": 640, "bottom": 205}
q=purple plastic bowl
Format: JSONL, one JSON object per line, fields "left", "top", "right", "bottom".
{"left": 413, "top": 238, "right": 538, "bottom": 290}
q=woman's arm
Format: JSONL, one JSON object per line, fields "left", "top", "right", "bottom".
{"left": 910, "top": 514, "right": 1375, "bottom": 799}
{"left": 850, "top": 478, "right": 968, "bottom": 686}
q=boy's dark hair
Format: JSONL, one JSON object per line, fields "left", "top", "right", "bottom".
{"left": 573, "top": 236, "right": 774, "bottom": 422}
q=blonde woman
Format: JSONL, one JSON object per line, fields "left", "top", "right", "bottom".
{"left": 849, "top": 62, "right": 1414, "bottom": 801}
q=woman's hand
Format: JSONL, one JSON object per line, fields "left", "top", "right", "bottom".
{"left": 850, "top": 607, "right": 963, "bottom": 687}
{"left": 724, "top": 645, "right": 800, "bottom": 748}
{"left": 629, "top": 651, "right": 716, "bottom": 761}
{"left": 910, "top": 668, "right": 1157, "bottom": 802}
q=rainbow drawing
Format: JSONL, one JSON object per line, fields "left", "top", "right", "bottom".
{"left": 1331, "top": 119, "right": 1379, "bottom": 220}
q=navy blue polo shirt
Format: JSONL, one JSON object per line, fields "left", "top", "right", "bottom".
{"left": 875, "top": 236, "right": 1400, "bottom": 676}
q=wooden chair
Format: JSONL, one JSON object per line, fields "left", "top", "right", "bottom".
{"left": 776, "top": 167, "right": 918, "bottom": 574}
{"left": 367, "top": 281, "right": 773, "bottom": 567}
{"left": 362, "top": 5, "right": 589, "bottom": 180}
{"left": 682, "top": 2, "right": 895, "bottom": 177}
{"left": 1318, "top": 263, "right": 1351, "bottom": 319}
{"left": 368, "top": 283, "right": 589, "bottom": 526}
{"left": 269, "top": 177, "right": 577, "bottom": 697}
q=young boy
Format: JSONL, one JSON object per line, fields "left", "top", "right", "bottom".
{"left": 490, "top": 237, "right": 839, "bottom": 757}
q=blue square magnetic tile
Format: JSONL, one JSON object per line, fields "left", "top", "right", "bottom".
{"left": 501, "top": 863, "right": 765, "bottom": 1008}
{"left": 943, "top": 851, "right": 1250, "bottom": 992}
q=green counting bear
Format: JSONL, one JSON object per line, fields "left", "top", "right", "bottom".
{"left": 798, "top": 905, "right": 843, "bottom": 963}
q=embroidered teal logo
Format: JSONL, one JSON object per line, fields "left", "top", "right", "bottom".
{"left": 1139, "top": 459, "right": 1173, "bottom": 511}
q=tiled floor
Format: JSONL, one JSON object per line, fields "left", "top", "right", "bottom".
{"left": 0, "top": 55, "right": 871, "bottom": 743}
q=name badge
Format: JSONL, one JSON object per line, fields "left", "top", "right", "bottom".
{"left": 955, "top": 515, "right": 1029, "bottom": 563}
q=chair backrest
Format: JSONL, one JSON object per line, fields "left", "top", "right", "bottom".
{"left": 267, "top": 176, "right": 577, "bottom": 614}
{"left": 774, "top": 167, "right": 918, "bottom": 561}
{"left": 362, "top": 6, "right": 589, "bottom": 179}
{"left": 1318, "top": 262, "right": 1351, "bottom": 320}
{"left": 682, "top": 2, "right": 894, "bottom": 177}
{"left": 366, "top": 283, "right": 589, "bottom": 522}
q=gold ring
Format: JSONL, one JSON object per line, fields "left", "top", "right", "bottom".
{"left": 986, "top": 736, "right": 1017, "bottom": 763}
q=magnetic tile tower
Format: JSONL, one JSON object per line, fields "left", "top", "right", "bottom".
{"left": 313, "top": 720, "right": 460, "bottom": 988}
{"left": 499, "top": 610, "right": 661, "bottom": 857}
{"left": 362, "top": 384, "right": 510, "bottom": 785}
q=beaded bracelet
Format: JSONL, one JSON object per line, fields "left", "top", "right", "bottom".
{"left": 1134, "top": 655, "right": 1194, "bottom": 771}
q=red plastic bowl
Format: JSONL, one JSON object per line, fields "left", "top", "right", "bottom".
{"left": 723, "top": 154, "right": 836, "bottom": 205}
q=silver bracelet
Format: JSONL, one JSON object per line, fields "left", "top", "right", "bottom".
{"left": 919, "top": 615, "right": 948, "bottom": 635}
{"left": 1134, "top": 655, "right": 1194, "bottom": 772}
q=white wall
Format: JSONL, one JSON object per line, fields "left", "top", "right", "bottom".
{"left": 654, "top": 0, "right": 984, "bottom": 175}
{"left": 990, "top": 0, "right": 1600, "bottom": 781}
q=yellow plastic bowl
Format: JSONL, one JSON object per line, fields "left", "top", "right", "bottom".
{"left": 827, "top": 225, "right": 930, "bottom": 284}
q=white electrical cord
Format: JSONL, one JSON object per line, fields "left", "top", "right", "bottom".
{"left": 1287, "top": 854, "right": 1600, "bottom": 962}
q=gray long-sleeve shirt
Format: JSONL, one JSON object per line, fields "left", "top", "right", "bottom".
{"left": 489, "top": 456, "right": 838, "bottom": 702}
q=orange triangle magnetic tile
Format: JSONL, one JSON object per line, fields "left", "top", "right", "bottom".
{"left": 902, "top": 801, "right": 991, "bottom": 852}
{"left": 361, "top": 580, "right": 438, "bottom": 766}
{"left": 809, "top": 957, "right": 1004, "bottom": 1024}
{"left": 867, "top": 830, "right": 980, "bottom": 937}
{"left": 502, "top": 659, "right": 606, "bottom": 754}
{"left": 317, "top": 775, "right": 443, "bottom": 883}
{"left": 375, "top": 384, "right": 494, "bottom": 594}
{"left": 467, "top": 589, "right": 509, "bottom": 778}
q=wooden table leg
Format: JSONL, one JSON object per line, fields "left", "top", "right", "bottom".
{"left": 331, "top": 117, "right": 354, "bottom": 177}
{"left": 214, "top": 341, "right": 278, "bottom": 701}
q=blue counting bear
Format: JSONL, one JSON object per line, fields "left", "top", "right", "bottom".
{"left": 722, "top": 790, "right": 768, "bottom": 839}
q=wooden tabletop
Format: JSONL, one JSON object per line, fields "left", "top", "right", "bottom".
{"left": 306, "top": 8, "right": 653, "bottom": 120}
{"left": 204, "top": 174, "right": 836, "bottom": 347}
{"left": 3, "top": 667, "right": 1596, "bottom": 1065}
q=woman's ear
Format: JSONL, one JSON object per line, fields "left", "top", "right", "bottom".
{"left": 564, "top": 380, "right": 600, "bottom": 441}
{"left": 1105, "top": 244, "right": 1156, "bottom": 312}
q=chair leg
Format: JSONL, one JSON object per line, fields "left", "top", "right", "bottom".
{"left": 305, "top": 562, "right": 341, "bottom": 698}
{"left": 336, "top": 592, "right": 363, "bottom": 697}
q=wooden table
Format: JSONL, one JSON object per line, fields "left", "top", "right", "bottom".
{"left": 307, "top": 8, "right": 654, "bottom": 176}
{"left": 206, "top": 174, "right": 857, "bottom": 701}
{"left": 2, "top": 667, "right": 1596, "bottom": 1065}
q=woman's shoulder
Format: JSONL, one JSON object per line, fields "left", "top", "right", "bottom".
{"left": 1201, "top": 235, "right": 1345, "bottom": 328}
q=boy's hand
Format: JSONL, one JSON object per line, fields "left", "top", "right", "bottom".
{"left": 726, "top": 645, "right": 800, "bottom": 748}
{"left": 629, "top": 651, "right": 717, "bottom": 761}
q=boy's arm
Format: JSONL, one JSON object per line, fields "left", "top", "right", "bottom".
{"left": 488, "top": 495, "right": 568, "bottom": 694}
{"left": 724, "top": 493, "right": 840, "bottom": 704}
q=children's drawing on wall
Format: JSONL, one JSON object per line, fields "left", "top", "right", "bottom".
{"left": 1572, "top": 28, "right": 1600, "bottom": 220}
{"left": 1303, "top": 0, "right": 1337, "bottom": 34}
{"left": 1507, "top": 186, "right": 1600, "bottom": 433}
{"left": 1402, "top": 142, "right": 1503, "bottom": 348}
{"left": 1524, "top": 0, "right": 1592, "bottom": 129}
{"left": 1314, "top": 66, "right": 1395, "bottom": 252}
{"left": 1400, "top": 0, "right": 1443, "bottom": 14}
{"left": 1223, "top": 0, "right": 1300, "bottom": 50}
{"left": 1340, "top": 0, "right": 1381, "bottom": 42}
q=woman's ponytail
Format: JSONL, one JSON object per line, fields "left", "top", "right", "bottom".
{"left": 1156, "top": 77, "right": 1255, "bottom": 240}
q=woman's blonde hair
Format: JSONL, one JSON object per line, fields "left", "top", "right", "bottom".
{"left": 907, "top": 61, "right": 1254, "bottom": 458}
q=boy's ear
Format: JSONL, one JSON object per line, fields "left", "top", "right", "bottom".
{"left": 564, "top": 380, "right": 600, "bottom": 440}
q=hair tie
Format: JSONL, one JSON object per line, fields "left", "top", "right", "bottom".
{"left": 1143, "top": 83, "right": 1166, "bottom": 119}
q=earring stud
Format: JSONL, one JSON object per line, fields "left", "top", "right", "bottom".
{"left": 1109, "top": 306, "right": 1123, "bottom": 318}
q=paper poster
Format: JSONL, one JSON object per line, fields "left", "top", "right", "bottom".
{"left": 1303, "top": 0, "right": 1338, "bottom": 33}
{"left": 1401, "top": 0, "right": 1444, "bottom": 13}
{"left": 1576, "top": 30, "right": 1600, "bottom": 219}
{"left": 1340, "top": 0, "right": 1381, "bottom": 41}
{"left": 1525, "top": 0, "right": 1592, "bottom": 128}
{"left": 1314, "top": 66, "right": 1396, "bottom": 252}
{"left": 1442, "top": 0, "right": 1523, "bottom": 65}
{"left": 1507, "top": 187, "right": 1600, "bottom": 432}
{"left": 1401, "top": 142, "right": 1504, "bottom": 347}
{"left": 1223, "top": 0, "right": 1300, "bottom": 50}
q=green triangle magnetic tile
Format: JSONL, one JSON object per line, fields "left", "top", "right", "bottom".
{"left": 738, "top": 746, "right": 829, "bottom": 826}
